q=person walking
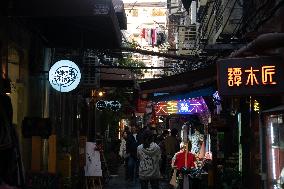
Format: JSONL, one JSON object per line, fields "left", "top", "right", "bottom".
{"left": 119, "top": 129, "right": 130, "bottom": 181}
{"left": 164, "top": 128, "right": 179, "bottom": 179}
{"left": 126, "top": 125, "right": 141, "bottom": 183}
{"left": 158, "top": 129, "right": 169, "bottom": 178}
{"left": 164, "top": 128, "right": 179, "bottom": 156}
{"left": 119, "top": 131, "right": 127, "bottom": 159}
{"left": 137, "top": 130, "right": 161, "bottom": 189}
{"left": 171, "top": 141, "right": 196, "bottom": 189}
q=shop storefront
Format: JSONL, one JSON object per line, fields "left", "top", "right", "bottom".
{"left": 217, "top": 55, "right": 284, "bottom": 189}
{"left": 262, "top": 107, "right": 284, "bottom": 189}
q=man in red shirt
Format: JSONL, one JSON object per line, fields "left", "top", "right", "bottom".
{"left": 171, "top": 141, "right": 196, "bottom": 189}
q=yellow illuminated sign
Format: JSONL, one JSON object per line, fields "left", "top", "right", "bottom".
{"left": 227, "top": 65, "right": 277, "bottom": 87}
{"left": 228, "top": 68, "right": 242, "bottom": 86}
{"left": 262, "top": 66, "right": 277, "bottom": 85}
{"left": 253, "top": 100, "right": 260, "bottom": 113}
{"left": 245, "top": 67, "right": 259, "bottom": 86}
{"left": 167, "top": 101, "right": 178, "bottom": 114}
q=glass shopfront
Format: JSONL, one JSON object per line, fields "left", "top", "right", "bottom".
{"left": 264, "top": 113, "right": 284, "bottom": 189}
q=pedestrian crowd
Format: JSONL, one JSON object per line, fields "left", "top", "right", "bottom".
{"left": 118, "top": 124, "right": 207, "bottom": 189}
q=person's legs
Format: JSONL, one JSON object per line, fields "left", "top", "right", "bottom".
{"left": 160, "top": 155, "right": 166, "bottom": 177}
{"left": 135, "top": 158, "right": 139, "bottom": 182}
{"left": 191, "top": 178, "right": 201, "bottom": 189}
{"left": 140, "top": 180, "right": 149, "bottom": 189}
{"left": 149, "top": 179, "right": 159, "bottom": 189}
{"left": 127, "top": 156, "right": 135, "bottom": 182}
{"left": 124, "top": 157, "right": 129, "bottom": 180}
{"left": 166, "top": 155, "right": 173, "bottom": 179}
{"left": 177, "top": 171, "right": 183, "bottom": 189}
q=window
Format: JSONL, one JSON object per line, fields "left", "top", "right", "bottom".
{"left": 130, "top": 9, "right": 138, "bottom": 17}
{"left": 151, "top": 9, "right": 166, "bottom": 16}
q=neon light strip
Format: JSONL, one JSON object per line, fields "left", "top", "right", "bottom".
{"left": 270, "top": 123, "right": 276, "bottom": 180}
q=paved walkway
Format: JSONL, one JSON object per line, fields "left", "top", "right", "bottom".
{"left": 104, "top": 165, "right": 171, "bottom": 189}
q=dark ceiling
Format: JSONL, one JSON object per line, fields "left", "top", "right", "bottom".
{"left": 9, "top": 0, "right": 124, "bottom": 49}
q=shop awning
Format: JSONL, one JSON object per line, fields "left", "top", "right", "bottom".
{"left": 139, "top": 64, "right": 217, "bottom": 94}
{"left": 151, "top": 86, "right": 216, "bottom": 102}
{"left": 100, "top": 67, "right": 135, "bottom": 87}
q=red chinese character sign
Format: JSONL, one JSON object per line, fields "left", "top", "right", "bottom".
{"left": 217, "top": 56, "right": 284, "bottom": 96}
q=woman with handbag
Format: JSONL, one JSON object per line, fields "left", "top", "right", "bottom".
{"left": 171, "top": 141, "right": 196, "bottom": 189}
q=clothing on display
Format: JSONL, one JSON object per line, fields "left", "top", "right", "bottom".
{"left": 190, "top": 130, "right": 204, "bottom": 155}
{"left": 140, "top": 28, "right": 166, "bottom": 47}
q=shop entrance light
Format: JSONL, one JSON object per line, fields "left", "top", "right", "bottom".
{"left": 91, "top": 89, "right": 105, "bottom": 98}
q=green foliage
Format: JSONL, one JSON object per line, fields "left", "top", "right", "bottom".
{"left": 118, "top": 56, "right": 146, "bottom": 77}
{"left": 123, "top": 38, "right": 140, "bottom": 49}
{"left": 99, "top": 88, "right": 135, "bottom": 140}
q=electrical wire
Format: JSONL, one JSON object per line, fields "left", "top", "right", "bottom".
{"left": 240, "top": 0, "right": 270, "bottom": 33}
{"left": 218, "top": 0, "right": 239, "bottom": 36}
{"left": 230, "top": 15, "right": 244, "bottom": 39}
{"left": 206, "top": 0, "right": 238, "bottom": 42}
{"left": 206, "top": 0, "right": 230, "bottom": 40}
{"left": 230, "top": 0, "right": 283, "bottom": 41}
{"left": 253, "top": 0, "right": 284, "bottom": 32}
{"left": 199, "top": 0, "right": 217, "bottom": 40}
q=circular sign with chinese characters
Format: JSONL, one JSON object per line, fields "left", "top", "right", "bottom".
{"left": 96, "top": 100, "right": 107, "bottom": 111}
{"left": 49, "top": 60, "right": 81, "bottom": 92}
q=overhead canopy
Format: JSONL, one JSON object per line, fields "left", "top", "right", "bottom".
{"left": 139, "top": 64, "right": 217, "bottom": 94}
{"left": 151, "top": 86, "right": 216, "bottom": 102}
{"left": 10, "top": 0, "right": 126, "bottom": 49}
{"left": 100, "top": 67, "right": 135, "bottom": 88}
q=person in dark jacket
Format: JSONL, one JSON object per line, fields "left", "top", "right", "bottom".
{"left": 126, "top": 126, "right": 141, "bottom": 183}
{"left": 158, "top": 129, "right": 169, "bottom": 178}
{"left": 0, "top": 91, "right": 25, "bottom": 188}
{"left": 164, "top": 128, "right": 180, "bottom": 179}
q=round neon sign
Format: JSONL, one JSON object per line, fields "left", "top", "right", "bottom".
{"left": 49, "top": 60, "right": 81, "bottom": 92}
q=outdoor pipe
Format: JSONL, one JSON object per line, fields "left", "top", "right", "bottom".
{"left": 230, "top": 33, "right": 284, "bottom": 57}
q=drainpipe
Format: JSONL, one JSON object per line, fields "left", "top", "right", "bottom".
{"left": 230, "top": 33, "right": 284, "bottom": 57}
